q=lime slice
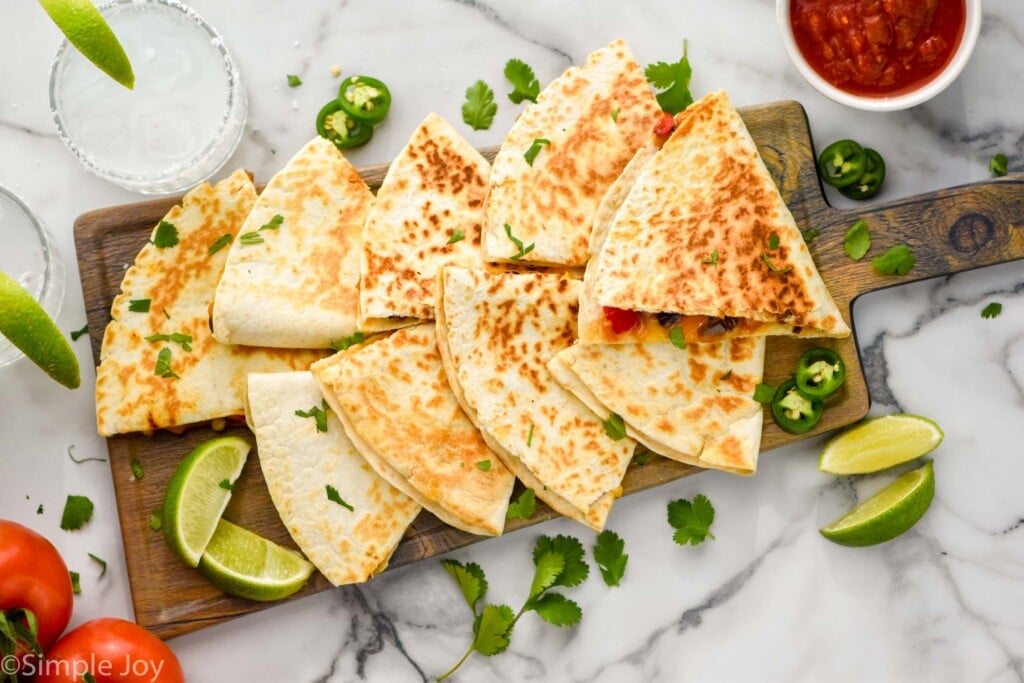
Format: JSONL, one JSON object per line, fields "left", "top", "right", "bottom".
{"left": 38, "top": 0, "right": 135, "bottom": 89}
{"left": 818, "top": 414, "right": 943, "bottom": 475}
{"left": 0, "top": 271, "right": 80, "bottom": 389}
{"left": 163, "top": 436, "right": 250, "bottom": 567}
{"left": 198, "top": 519, "right": 314, "bottom": 602}
{"left": 820, "top": 460, "right": 935, "bottom": 547}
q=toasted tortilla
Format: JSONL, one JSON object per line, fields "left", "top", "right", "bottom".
{"left": 482, "top": 38, "right": 661, "bottom": 267}
{"left": 435, "top": 266, "right": 635, "bottom": 531}
{"left": 95, "top": 171, "right": 325, "bottom": 436}
{"left": 212, "top": 137, "right": 374, "bottom": 348}
{"left": 312, "top": 324, "right": 515, "bottom": 536}
{"left": 587, "top": 90, "right": 850, "bottom": 344}
{"left": 359, "top": 114, "right": 490, "bottom": 330}
{"left": 246, "top": 372, "right": 420, "bottom": 586}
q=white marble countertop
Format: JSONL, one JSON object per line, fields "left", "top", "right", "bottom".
{"left": 2, "top": 1, "right": 1023, "bottom": 681}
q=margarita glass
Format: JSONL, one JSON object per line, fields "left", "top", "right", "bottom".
{"left": 48, "top": 0, "right": 247, "bottom": 195}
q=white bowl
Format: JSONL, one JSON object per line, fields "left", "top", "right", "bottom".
{"left": 776, "top": 0, "right": 982, "bottom": 112}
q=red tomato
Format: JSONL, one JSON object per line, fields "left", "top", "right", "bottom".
{"left": 602, "top": 306, "right": 640, "bottom": 334}
{"left": 653, "top": 112, "right": 676, "bottom": 138}
{"left": 35, "top": 618, "right": 184, "bottom": 683}
{"left": 0, "top": 521, "right": 73, "bottom": 671}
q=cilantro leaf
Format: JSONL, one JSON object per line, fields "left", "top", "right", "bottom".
{"left": 130, "top": 458, "right": 143, "bottom": 480}
{"left": 208, "top": 233, "right": 233, "bottom": 255}
{"left": 529, "top": 552, "right": 565, "bottom": 599}
{"left": 611, "top": 107, "right": 620, "bottom": 122}
{"left": 753, "top": 383, "right": 775, "bottom": 404}
{"left": 331, "top": 332, "right": 366, "bottom": 351}
{"left": 154, "top": 347, "right": 179, "bottom": 379}
{"left": 441, "top": 559, "right": 488, "bottom": 613}
{"left": 506, "top": 488, "right": 536, "bottom": 520}
{"left": 447, "top": 228, "right": 465, "bottom": 245}
{"left": 69, "top": 571, "right": 81, "bottom": 595}
{"left": 668, "top": 494, "right": 716, "bottom": 546}
{"left": 88, "top": 553, "right": 107, "bottom": 578}
{"left": 602, "top": 412, "right": 627, "bottom": 441}
{"left": 768, "top": 234, "right": 780, "bottom": 250}
{"left": 149, "top": 507, "right": 163, "bottom": 531}
{"left": 325, "top": 484, "right": 354, "bottom": 511}
{"left": 872, "top": 244, "right": 916, "bottom": 276}
{"left": 632, "top": 447, "right": 653, "bottom": 466}
{"left": 218, "top": 479, "right": 235, "bottom": 492}
{"left": 128, "top": 298, "right": 151, "bottom": 313}
{"left": 844, "top": 219, "right": 871, "bottom": 260}
{"left": 70, "top": 324, "right": 88, "bottom": 341}
{"left": 504, "top": 58, "right": 540, "bottom": 104}
{"left": 286, "top": 74, "right": 302, "bottom": 87}
{"left": 702, "top": 250, "right": 718, "bottom": 266}
{"left": 296, "top": 399, "right": 329, "bottom": 433}
{"left": 528, "top": 592, "right": 582, "bottom": 627}
{"left": 462, "top": 80, "right": 497, "bottom": 131}
{"left": 238, "top": 231, "right": 264, "bottom": 245}
{"left": 144, "top": 332, "right": 192, "bottom": 351}
{"left": 981, "top": 302, "right": 1002, "bottom": 319}
{"left": 524, "top": 138, "right": 550, "bottom": 167}
{"left": 36, "top": 504, "right": 44, "bottom": 515}
{"left": 668, "top": 326, "right": 685, "bottom": 349}
{"left": 990, "top": 153, "right": 1008, "bottom": 177}
{"left": 471, "top": 604, "right": 515, "bottom": 656}
{"left": 260, "top": 214, "right": 284, "bottom": 231}
{"left": 151, "top": 221, "right": 179, "bottom": 248}
{"left": 645, "top": 41, "right": 694, "bottom": 115}
{"left": 476, "top": 459, "right": 491, "bottom": 472}
{"left": 503, "top": 223, "right": 534, "bottom": 260}
{"left": 60, "top": 495, "right": 95, "bottom": 531}
{"left": 802, "top": 228, "right": 820, "bottom": 243}
{"left": 532, "top": 535, "right": 589, "bottom": 588}
{"left": 593, "top": 530, "right": 628, "bottom": 587}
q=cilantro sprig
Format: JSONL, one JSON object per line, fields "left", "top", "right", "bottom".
{"left": 438, "top": 534, "right": 589, "bottom": 680}
{"left": 506, "top": 488, "right": 536, "bottom": 520}
{"left": 602, "top": 412, "right": 627, "bottom": 441}
{"left": 326, "top": 484, "right": 354, "bottom": 511}
{"left": 593, "top": 530, "right": 628, "bottom": 587}
{"left": 668, "top": 494, "right": 715, "bottom": 546}
{"left": 645, "top": 41, "right": 694, "bottom": 115}
{"left": 238, "top": 214, "right": 284, "bottom": 245}
{"left": 151, "top": 221, "right": 179, "bottom": 249}
{"left": 462, "top": 80, "right": 497, "bottom": 131}
{"left": 524, "top": 138, "right": 550, "bottom": 167}
{"left": 504, "top": 58, "right": 540, "bottom": 104}
{"left": 295, "top": 399, "right": 329, "bottom": 433}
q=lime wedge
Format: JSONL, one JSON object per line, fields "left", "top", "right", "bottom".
{"left": 163, "top": 436, "right": 250, "bottom": 567}
{"left": 820, "top": 460, "right": 935, "bottom": 547}
{"left": 38, "top": 0, "right": 135, "bottom": 89}
{"left": 818, "top": 414, "right": 943, "bottom": 475}
{"left": 198, "top": 519, "right": 314, "bottom": 602}
{"left": 0, "top": 271, "right": 80, "bottom": 389}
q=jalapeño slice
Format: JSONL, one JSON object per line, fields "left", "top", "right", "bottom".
{"left": 839, "top": 148, "right": 886, "bottom": 200}
{"left": 337, "top": 76, "right": 391, "bottom": 125}
{"left": 795, "top": 347, "right": 846, "bottom": 400}
{"left": 771, "top": 377, "right": 823, "bottom": 434}
{"left": 817, "top": 139, "right": 867, "bottom": 189}
{"left": 316, "top": 99, "right": 373, "bottom": 150}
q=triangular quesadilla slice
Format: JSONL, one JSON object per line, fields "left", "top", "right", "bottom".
{"left": 212, "top": 137, "right": 374, "bottom": 348}
{"left": 586, "top": 90, "right": 850, "bottom": 344}
{"left": 436, "top": 266, "right": 635, "bottom": 531}
{"left": 246, "top": 371, "right": 421, "bottom": 586}
{"left": 312, "top": 324, "right": 516, "bottom": 536}
{"left": 95, "top": 170, "right": 325, "bottom": 436}
{"left": 482, "top": 38, "right": 661, "bottom": 267}
{"left": 359, "top": 114, "right": 490, "bottom": 331}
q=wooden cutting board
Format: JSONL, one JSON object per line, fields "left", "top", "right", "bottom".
{"left": 74, "top": 100, "right": 1024, "bottom": 640}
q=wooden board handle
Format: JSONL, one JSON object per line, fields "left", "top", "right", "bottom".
{"left": 819, "top": 178, "right": 1024, "bottom": 304}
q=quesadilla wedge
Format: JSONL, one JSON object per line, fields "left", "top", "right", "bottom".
{"left": 359, "top": 114, "right": 490, "bottom": 330}
{"left": 95, "top": 170, "right": 325, "bottom": 436}
{"left": 312, "top": 324, "right": 515, "bottom": 536}
{"left": 246, "top": 371, "right": 421, "bottom": 586}
{"left": 585, "top": 90, "right": 850, "bottom": 345}
{"left": 482, "top": 38, "right": 661, "bottom": 267}
{"left": 435, "top": 266, "right": 635, "bottom": 531}
{"left": 212, "top": 137, "right": 374, "bottom": 348}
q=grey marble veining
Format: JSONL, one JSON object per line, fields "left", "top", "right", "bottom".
{"left": 1, "top": 1, "right": 1023, "bottom": 681}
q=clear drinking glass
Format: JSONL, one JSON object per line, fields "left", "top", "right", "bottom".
{"left": 0, "top": 186, "right": 65, "bottom": 368}
{"left": 48, "top": 0, "right": 247, "bottom": 195}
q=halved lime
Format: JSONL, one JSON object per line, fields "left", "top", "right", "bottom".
{"left": 0, "top": 271, "right": 81, "bottom": 389}
{"left": 820, "top": 460, "right": 935, "bottom": 547}
{"left": 163, "top": 436, "right": 250, "bottom": 567}
{"left": 38, "top": 0, "right": 135, "bottom": 89}
{"left": 819, "top": 414, "right": 943, "bottom": 475}
{"left": 198, "top": 519, "right": 313, "bottom": 602}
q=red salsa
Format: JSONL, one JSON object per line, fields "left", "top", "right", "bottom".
{"left": 790, "top": 0, "right": 966, "bottom": 97}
